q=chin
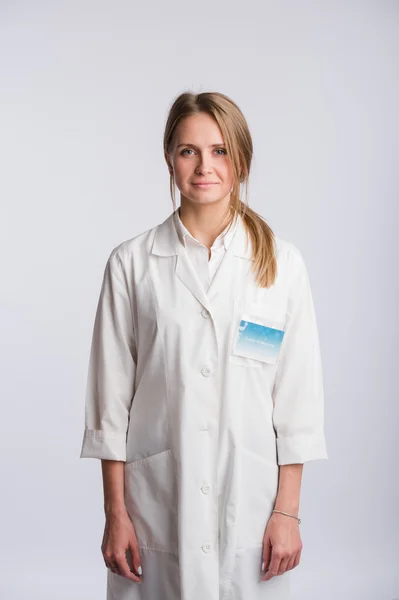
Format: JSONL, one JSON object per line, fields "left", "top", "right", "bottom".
{"left": 180, "top": 187, "right": 230, "bottom": 205}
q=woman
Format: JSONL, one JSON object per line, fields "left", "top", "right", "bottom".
{"left": 80, "top": 91, "right": 328, "bottom": 600}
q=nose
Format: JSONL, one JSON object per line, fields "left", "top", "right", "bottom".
{"left": 195, "top": 153, "right": 213, "bottom": 174}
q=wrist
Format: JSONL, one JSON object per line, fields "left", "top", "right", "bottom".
{"left": 104, "top": 503, "right": 128, "bottom": 518}
{"left": 273, "top": 500, "right": 299, "bottom": 516}
{"left": 271, "top": 509, "right": 301, "bottom": 524}
{"left": 273, "top": 507, "right": 299, "bottom": 518}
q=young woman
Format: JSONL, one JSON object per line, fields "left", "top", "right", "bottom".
{"left": 80, "top": 91, "right": 328, "bottom": 600}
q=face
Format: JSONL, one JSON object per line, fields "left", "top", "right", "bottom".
{"left": 167, "top": 112, "right": 234, "bottom": 206}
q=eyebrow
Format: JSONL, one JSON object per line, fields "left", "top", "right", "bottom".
{"left": 176, "top": 143, "right": 226, "bottom": 149}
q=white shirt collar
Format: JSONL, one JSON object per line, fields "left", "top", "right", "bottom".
{"left": 174, "top": 208, "right": 239, "bottom": 251}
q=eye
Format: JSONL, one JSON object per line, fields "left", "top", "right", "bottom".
{"left": 180, "top": 148, "right": 227, "bottom": 156}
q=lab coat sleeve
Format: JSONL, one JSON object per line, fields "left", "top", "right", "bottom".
{"left": 80, "top": 248, "right": 136, "bottom": 462}
{"left": 272, "top": 246, "right": 328, "bottom": 465}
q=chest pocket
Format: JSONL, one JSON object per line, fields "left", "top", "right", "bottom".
{"left": 229, "top": 299, "right": 287, "bottom": 368}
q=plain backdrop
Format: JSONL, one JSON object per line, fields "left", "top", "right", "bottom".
{"left": 1, "top": 1, "right": 398, "bottom": 599}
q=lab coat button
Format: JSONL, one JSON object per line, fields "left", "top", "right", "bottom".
{"left": 201, "top": 308, "right": 210, "bottom": 318}
{"left": 201, "top": 367, "right": 211, "bottom": 377}
{"left": 201, "top": 483, "right": 211, "bottom": 494}
{"left": 201, "top": 542, "right": 211, "bottom": 553}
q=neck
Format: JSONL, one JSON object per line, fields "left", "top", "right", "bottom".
{"left": 178, "top": 197, "right": 233, "bottom": 249}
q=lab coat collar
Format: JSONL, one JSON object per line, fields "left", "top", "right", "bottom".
{"left": 151, "top": 208, "right": 253, "bottom": 315}
{"left": 173, "top": 207, "right": 239, "bottom": 251}
{"left": 151, "top": 208, "right": 253, "bottom": 261}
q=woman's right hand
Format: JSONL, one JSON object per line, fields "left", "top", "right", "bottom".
{"left": 101, "top": 510, "right": 143, "bottom": 583}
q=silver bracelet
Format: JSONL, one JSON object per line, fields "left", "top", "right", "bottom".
{"left": 272, "top": 509, "right": 301, "bottom": 524}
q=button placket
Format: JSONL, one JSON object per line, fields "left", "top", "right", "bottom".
{"left": 198, "top": 294, "right": 215, "bottom": 558}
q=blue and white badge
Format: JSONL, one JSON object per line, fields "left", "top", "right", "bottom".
{"left": 232, "top": 313, "right": 285, "bottom": 364}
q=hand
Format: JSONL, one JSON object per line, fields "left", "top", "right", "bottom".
{"left": 260, "top": 512, "right": 302, "bottom": 582}
{"left": 101, "top": 510, "right": 143, "bottom": 583}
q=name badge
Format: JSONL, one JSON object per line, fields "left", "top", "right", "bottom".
{"left": 232, "top": 313, "right": 285, "bottom": 365}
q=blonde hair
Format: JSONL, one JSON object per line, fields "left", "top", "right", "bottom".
{"left": 163, "top": 91, "right": 277, "bottom": 288}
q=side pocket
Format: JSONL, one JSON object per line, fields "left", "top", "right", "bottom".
{"left": 124, "top": 448, "right": 178, "bottom": 554}
{"left": 236, "top": 447, "right": 279, "bottom": 549}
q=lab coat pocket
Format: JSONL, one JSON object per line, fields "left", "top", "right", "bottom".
{"left": 124, "top": 448, "right": 178, "bottom": 555}
{"left": 236, "top": 447, "right": 279, "bottom": 550}
{"left": 229, "top": 300, "right": 286, "bottom": 369}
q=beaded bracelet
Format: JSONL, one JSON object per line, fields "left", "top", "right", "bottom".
{"left": 272, "top": 509, "right": 301, "bottom": 524}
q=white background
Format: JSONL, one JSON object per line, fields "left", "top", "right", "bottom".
{"left": 1, "top": 1, "right": 398, "bottom": 598}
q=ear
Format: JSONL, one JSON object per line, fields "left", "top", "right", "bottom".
{"left": 166, "top": 160, "right": 173, "bottom": 177}
{"left": 164, "top": 151, "right": 173, "bottom": 176}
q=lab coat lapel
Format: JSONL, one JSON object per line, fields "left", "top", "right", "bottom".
{"left": 175, "top": 244, "right": 213, "bottom": 313}
{"left": 151, "top": 210, "right": 253, "bottom": 314}
{"left": 151, "top": 210, "right": 213, "bottom": 313}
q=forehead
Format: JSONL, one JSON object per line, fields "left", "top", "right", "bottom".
{"left": 175, "top": 113, "right": 224, "bottom": 144}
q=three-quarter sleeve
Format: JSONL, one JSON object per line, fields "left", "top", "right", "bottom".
{"left": 80, "top": 249, "right": 137, "bottom": 461}
{"left": 272, "top": 246, "right": 328, "bottom": 465}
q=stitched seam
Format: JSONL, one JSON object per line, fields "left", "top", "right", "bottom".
{"left": 137, "top": 543, "right": 178, "bottom": 556}
{"left": 125, "top": 449, "right": 171, "bottom": 469}
{"left": 84, "top": 430, "right": 126, "bottom": 440}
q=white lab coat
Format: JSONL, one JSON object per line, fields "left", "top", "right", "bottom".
{"left": 80, "top": 208, "right": 328, "bottom": 600}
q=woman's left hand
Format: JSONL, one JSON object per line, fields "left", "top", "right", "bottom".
{"left": 260, "top": 512, "right": 303, "bottom": 582}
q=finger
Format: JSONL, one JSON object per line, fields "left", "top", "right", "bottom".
{"left": 128, "top": 541, "right": 143, "bottom": 579}
{"left": 108, "top": 561, "right": 122, "bottom": 575}
{"left": 261, "top": 536, "right": 272, "bottom": 574}
{"left": 115, "top": 551, "right": 142, "bottom": 583}
{"left": 277, "top": 555, "right": 290, "bottom": 575}
{"left": 292, "top": 548, "right": 302, "bottom": 569}
{"left": 262, "top": 546, "right": 284, "bottom": 581}
{"left": 286, "top": 553, "right": 297, "bottom": 571}
{"left": 262, "top": 548, "right": 282, "bottom": 581}
{"left": 103, "top": 554, "right": 122, "bottom": 575}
